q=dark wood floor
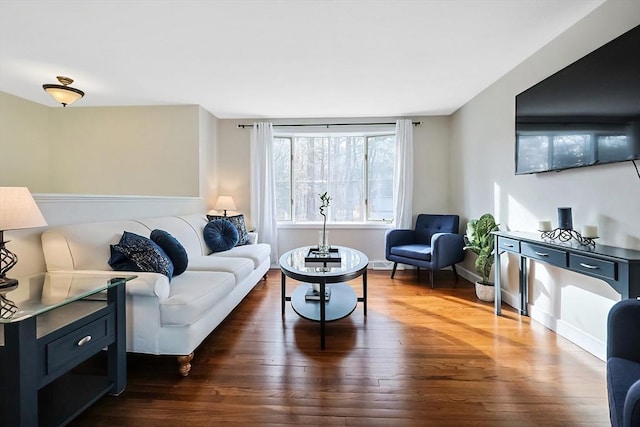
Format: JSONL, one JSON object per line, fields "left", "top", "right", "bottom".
{"left": 70, "top": 269, "right": 609, "bottom": 426}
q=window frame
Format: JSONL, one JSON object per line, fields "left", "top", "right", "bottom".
{"left": 273, "top": 128, "right": 395, "bottom": 226}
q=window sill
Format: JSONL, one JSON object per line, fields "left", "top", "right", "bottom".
{"left": 277, "top": 222, "right": 393, "bottom": 230}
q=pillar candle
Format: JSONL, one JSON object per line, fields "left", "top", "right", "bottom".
{"left": 538, "top": 220, "right": 552, "bottom": 231}
{"left": 582, "top": 225, "right": 598, "bottom": 238}
{"left": 557, "top": 207, "right": 573, "bottom": 230}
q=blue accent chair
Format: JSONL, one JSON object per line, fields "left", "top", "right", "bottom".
{"left": 385, "top": 214, "right": 465, "bottom": 288}
{"left": 607, "top": 298, "right": 640, "bottom": 427}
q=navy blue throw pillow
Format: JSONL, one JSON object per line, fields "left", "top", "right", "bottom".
{"left": 203, "top": 219, "right": 239, "bottom": 253}
{"left": 108, "top": 231, "right": 174, "bottom": 279}
{"left": 150, "top": 229, "right": 189, "bottom": 276}
{"left": 206, "top": 214, "right": 250, "bottom": 246}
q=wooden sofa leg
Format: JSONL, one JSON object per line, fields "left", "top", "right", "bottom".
{"left": 390, "top": 262, "right": 398, "bottom": 278}
{"left": 177, "top": 352, "right": 194, "bottom": 377}
{"left": 429, "top": 270, "right": 434, "bottom": 289}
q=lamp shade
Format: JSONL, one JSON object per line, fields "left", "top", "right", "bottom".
{"left": 214, "top": 196, "right": 237, "bottom": 212}
{"left": 0, "top": 187, "right": 47, "bottom": 231}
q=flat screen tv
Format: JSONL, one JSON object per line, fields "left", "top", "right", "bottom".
{"left": 515, "top": 25, "right": 640, "bottom": 175}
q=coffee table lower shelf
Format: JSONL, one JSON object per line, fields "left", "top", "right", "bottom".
{"left": 290, "top": 283, "right": 357, "bottom": 322}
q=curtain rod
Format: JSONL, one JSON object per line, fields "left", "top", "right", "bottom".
{"left": 237, "top": 121, "right": 421, "bottom": 129}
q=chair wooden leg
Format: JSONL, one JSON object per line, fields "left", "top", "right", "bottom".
{"left": 390, "top": 262, "right": 398, "bottom": 278}
{"left": 452, "top": 264, "right": 459, "bottom": 281}
{"left": 429, "top": 270, "right": 434, "bottom": 288}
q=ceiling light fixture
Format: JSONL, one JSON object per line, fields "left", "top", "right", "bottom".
{"left": 42, "top": 76, "right": 84, "bottom": 107}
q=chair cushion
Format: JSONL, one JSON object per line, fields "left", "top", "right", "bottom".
{"left": 203, "top": 219, "right": 239, "bottom": 252}
{"left": 607, "top": 357, "right": 640, "bottom": 427}
{"left": 150, "top": 229, "right": 189, "bottom": 276}
{"left": 415, "top": 214, "right": 459, "bottom": 243}
{"left": 390, "top": 244, "right": 432, "bottom": 261}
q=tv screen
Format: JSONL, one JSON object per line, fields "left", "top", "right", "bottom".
{"left": 515, "top": 25, "right": 640, "bottom": 175}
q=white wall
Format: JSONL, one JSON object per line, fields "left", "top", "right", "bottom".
{"left": 216, "top": 116, "right": 452, "bottom": 263}
{"left": 451, "top": 0, "right": 640, "bottom": 360}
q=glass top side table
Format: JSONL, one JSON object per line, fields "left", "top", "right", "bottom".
{"left": 0, "top": 272, "right": 135, "bottom": 427}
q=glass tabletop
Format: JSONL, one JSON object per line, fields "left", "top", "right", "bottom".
{"left": 279, "top": 246, "right": 369, "bottom": 280}
{"left": 0, "top": 272, "right": 135, "bottom": 323}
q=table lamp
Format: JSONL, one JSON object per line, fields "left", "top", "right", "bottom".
{"left": 214, "top": 195, "right": 236, "bottom": 217}
{"left": 0, "top": 187, "right": 47, "bottom": 289}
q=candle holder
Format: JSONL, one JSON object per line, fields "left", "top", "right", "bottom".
{"left": 539, "top": 228, "right": 597, "bottom": 247}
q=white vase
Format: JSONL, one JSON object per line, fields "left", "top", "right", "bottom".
{"left": 475, "top": 281, "right": 495, "bottom": 302}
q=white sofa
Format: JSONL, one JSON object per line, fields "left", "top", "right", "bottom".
{"left": 41, "top": 214, "right": 271, "bottom": 376}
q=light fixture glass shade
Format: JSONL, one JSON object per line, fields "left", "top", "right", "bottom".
{"left": 0, "top": 187, "right": 47, "bottom": 231}
{"left": 43, "top": 85, "right": 84, "bottom": 106}
{"left": 42, "top": 76, "right": 84, "bottom": 107}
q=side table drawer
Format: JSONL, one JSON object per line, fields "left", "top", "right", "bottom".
{"left": 498, "top": 237, "right": 520, "bottom": 253}
{"left": 569, "top": 254, "right": 617, "bottom": 281}
{"left": 46, "top": 311, "right": 115, "bottom": 377}
{"left": 521, "top": 242, "right": 567, "bottom": 267}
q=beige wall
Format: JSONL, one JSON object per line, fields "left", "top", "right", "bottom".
{"left": 1, "top": 94, "right": 205, "bottom": 197}
{"left": 451, "top": 0, "right": 640, "bottom": 359}
{"left": 48, "top": 105, "right": 201, "bottom": 196}
{"left": 0, "top": 92, "right": 50, "bottom": 190}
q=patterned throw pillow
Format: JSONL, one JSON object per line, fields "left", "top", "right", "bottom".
{"left": 206, "top": 213, "right": 249, "bottom": 246}
{"left": 150, "top": 229, "right": 189, "bottom": 276}
{"left": 203, "top": 219, "right": 239, "bottom": 252}
{"left": 108, "top": 231, "right": 174, "bottom": 279}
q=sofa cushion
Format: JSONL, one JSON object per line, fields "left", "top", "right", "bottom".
{"left": 187, "top": 256, "right": 254, "bottom": 284}
{"left": 160, "top": 271, "right": 235, "bottom": 326}
{"left": 204, "top": 219, "right": 239, "bottom": 252}
{"left": 109, "top": 231, "right": 174, "bottom": 279}
{"left": 150, "top": 229, "right": 189, "bottom": 276}
{"left": 211, "top": 243, "right": 271, "bottom": 269}
{"left": 207, "top": 214, "right": 250, "bottom": 246}
{"left": 390, "top": 244, "right": 432, "bottom": 261}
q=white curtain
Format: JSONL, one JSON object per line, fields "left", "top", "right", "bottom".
{"left": 393, "top": 119, "right": 414, "bottom": 229}
{"left": 250, "top": 122, "right": 278, "bottom": 263}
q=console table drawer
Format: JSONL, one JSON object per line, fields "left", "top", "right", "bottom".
{"left": 570, "top": 254, "right": 617, "bottom": 281}
{"left": 45, "top": 311, "right": 115, "bottom": 377}
{"left": 498, "top": 237, "right": 520, "bottom": 253}
{"left": 521, "top": 242, "right": 567, "bottom": 266}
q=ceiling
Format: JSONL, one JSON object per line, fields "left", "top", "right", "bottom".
{"left": 0, "top": 0, "right": 606, "bottom": 119}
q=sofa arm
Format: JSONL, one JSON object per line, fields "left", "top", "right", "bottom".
{"left": 625, "top": 379, "right": 640, "bottom": 427}
{"left": 385, "top": 229, "right": 415, "bottom": 258}
{"left": 247, "top": 232, "right": 258, "bottom": 245}
{"left": 46, "top": 270, "right": 170, "bottom": 301}
{"left": 608, "top": 299, "right": 640, "bottom": 363}
{"left": 430, "top": 233, "right": 465, "bottom": 269}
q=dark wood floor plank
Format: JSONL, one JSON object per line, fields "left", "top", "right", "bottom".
{"left": 68, "top": 269, "right": 609, "bottom": 426}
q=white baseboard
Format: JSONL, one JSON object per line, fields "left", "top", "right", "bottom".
{"left": 529, "top": 306, "right": 606, "bottom": 361}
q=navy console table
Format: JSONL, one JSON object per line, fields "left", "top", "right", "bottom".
{"left": 493, "top": 231, "right": 640, "bottom": 316}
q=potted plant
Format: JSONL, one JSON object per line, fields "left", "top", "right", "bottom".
{"left": 318, "top": 192, "right": 331, "bottom": 253}
{"left": 463, "top": 213, "right": 500, "bottom": 302}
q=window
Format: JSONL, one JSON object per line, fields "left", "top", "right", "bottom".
{"left": 273, "top": 132, "right": 395, "bottom": 223}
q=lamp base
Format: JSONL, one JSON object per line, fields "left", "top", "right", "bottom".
{"left": 0, "top": 276, "right": 19, "bottom": 290}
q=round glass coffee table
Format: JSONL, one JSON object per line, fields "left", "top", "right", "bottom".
{"left": 279, "top": 245, "right": 368, "bottom": 349}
